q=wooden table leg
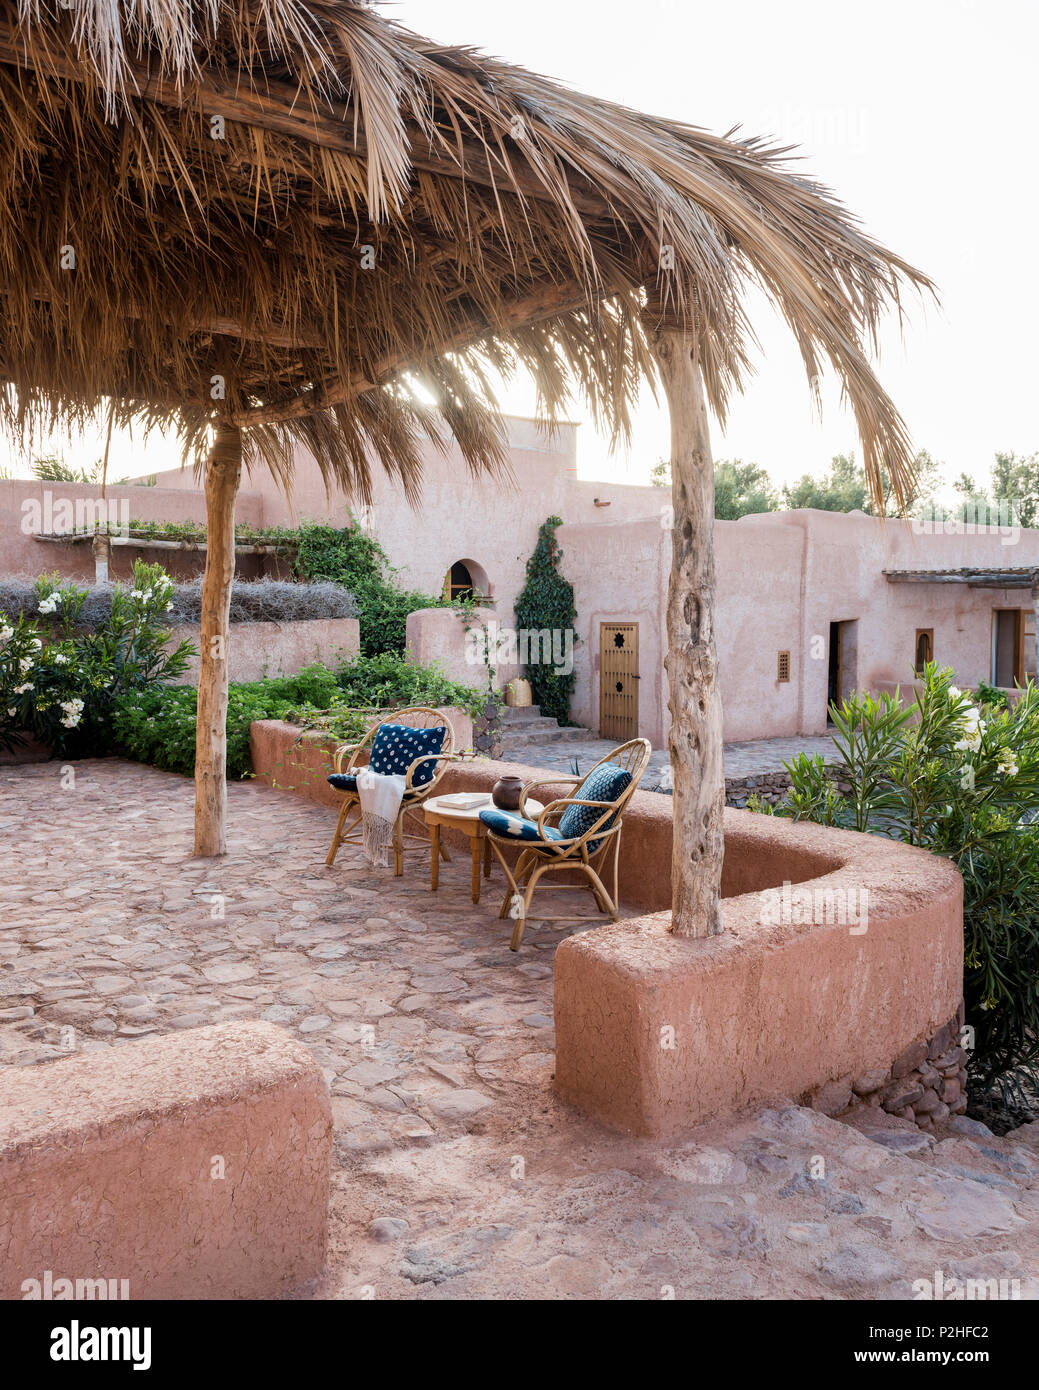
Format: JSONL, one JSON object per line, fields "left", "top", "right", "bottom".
{"left": 470, "top": 833, "right": 481, "bottom": 904}
{"left": 430, "top": 822, "right": 440, "bottom": 892}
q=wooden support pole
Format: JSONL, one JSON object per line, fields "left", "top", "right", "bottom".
{"left": 646, "top": 312, "right": 725, "bottom": 938}
{"left": 193, "top": 421, "right": 242, "bottom": 857}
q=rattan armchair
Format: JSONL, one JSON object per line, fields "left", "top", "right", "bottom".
{"left": 484, "top": 737, "right": 652, "bottom": 949}
{"left": 324, "top": 706, "right": 467, "bottom": 874}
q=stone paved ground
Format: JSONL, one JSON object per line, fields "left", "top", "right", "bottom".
{"left": 500, "top": 731, "right": 837, "bottom": 793}
{"left": 3, "top": 759, "right": 1039, "bottom": 1300}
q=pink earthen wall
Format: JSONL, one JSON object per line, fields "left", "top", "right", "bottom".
{"left": 0, "top": 1021, "right": 331, "bottom": 1300}
{"left": 553, "top": 813, "right": 963, "bottom": 1136}
{"left": 0, "top": 478, "right": 265, "bottom": 582}
{"left": 169, "top": 616, "right": 360, "bottom": 684}
{"left": 404, "top": 605, "right": 521, "bottom": 692}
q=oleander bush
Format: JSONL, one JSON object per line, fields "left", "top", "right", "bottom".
{"left": 755, "top": 663, "right": 1039, "bottom": 1099}
{"left": 0, "top": 561, "right": 195, "bottom": 756}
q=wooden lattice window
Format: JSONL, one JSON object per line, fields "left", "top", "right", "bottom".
{"left": 777, "top": 651, "right": 791, "bottom": 683}
{"left": 914, "top": 629, "right": 933, "bottom": 675}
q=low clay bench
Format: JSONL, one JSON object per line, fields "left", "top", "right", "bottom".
{"left": 0, "top": 1021, "right": 331, "bottom": 1300}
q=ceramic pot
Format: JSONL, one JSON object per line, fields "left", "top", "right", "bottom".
{"left": 491, "top": 775, "right": 524, "bottom": 811}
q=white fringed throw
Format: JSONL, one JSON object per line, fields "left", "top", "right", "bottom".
{"left": 357, "top": 767, "right": 406, "bottom": 867}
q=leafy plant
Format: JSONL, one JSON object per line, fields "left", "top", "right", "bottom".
{"left": 764, "top": 663, "right": 1039, "bottom": 1097}
{"left": 293, "top": 518, "right": 450, "bottom": 657}
{"left": 1, "top": 561, "right": 194, "bottom": 755}
{"left": 110, "top": 654, "right": 488, "bottom": 778}
{"left": 974, "top": 679, "right": 1010, "bottom": 710}
{"left": 513, "top": 516, "right": 577, "bottom": 725}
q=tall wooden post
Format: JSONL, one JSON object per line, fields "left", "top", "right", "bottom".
{"left": 1032, "top": 577, "right": 1039, "bottom": 685}
{"left": 646, "top": 310, "right": 725, "bottom": 937}
{"left": 193, "top": 420, "right": 242, "bottom": 857}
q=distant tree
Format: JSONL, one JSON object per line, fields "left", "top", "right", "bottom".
{"left": 783, "top": 451, "right": 868, "bottom": 512}
{"left": 30, "top": 454, "right": 102, "bottom": 484}
{"left": 651, "top": 455, "right": 780, "bottom": 518}
{"left": 955, "top": 451, "right": 1039, "bottom": 528}
{"left": 713, "top": 459, "right": 780, "bottom": 519}
{"left": 784, "top": 449, "right": 942, "bottom": 517}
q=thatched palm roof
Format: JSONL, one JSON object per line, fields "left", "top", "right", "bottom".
{"left": 0, "top": 0, "right": 931, "bottom": 502}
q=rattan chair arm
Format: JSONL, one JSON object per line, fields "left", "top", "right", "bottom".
{"left": 403, "top": 748, "right": 470, "bottom": 790}
{"left": 517, "top": 775, "right": 580, "bottom": 819}
{"left": 332, "top": 741, "right": 365, "bottom": 774}
{"left": 535, "top": 798, "right": 622, "bottom": 844}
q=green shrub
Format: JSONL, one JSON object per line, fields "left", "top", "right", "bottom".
{"left": 110, "top": 654, "right": 488, "bottom": 779}
{"left": 293, "top": 519, "right": 448, "bottom": 656}
{"left": 973, "top": 679, "right": 1010, "bottom": 711}
{"left": 513, "top": 516, "right": 577, "bottom": 725}
{"left": 334, "top": 651, "right": 488, "bottom": 718}
{"left": 763, "top": 663, "right": 1039, "bottom": 1098}
{"left": 1, "top": 561, "right": 194, "bottom": 756}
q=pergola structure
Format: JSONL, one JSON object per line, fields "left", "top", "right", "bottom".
{"left": 886, "top": 567, "right": 1039, "bottom": 679}
{"left": 0, "top": 0, "right": 930, "bottom": 937}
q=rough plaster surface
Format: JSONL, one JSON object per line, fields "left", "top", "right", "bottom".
{"left": 0, "top": 1021, "right": 331, "bottom": 1300}
{"left": 554, "top": 813, "right": 963, "bottom": 1136}
{"left": 169, "top": 617, "right": 359, "bottom": 685}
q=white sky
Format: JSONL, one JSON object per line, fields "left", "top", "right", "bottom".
{"left": 4, "top": 0, "right": 1037, "bottom": 495}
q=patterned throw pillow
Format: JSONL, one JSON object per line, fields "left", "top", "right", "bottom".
{"left": 369, "top": 723, "right": 446, "bottom": 789}
{"left": 557, "top": 763, "right": 632, "bottom": 850}
{"left": 326, "top": 772, "right": 358, "bottom": 793}
{"left": 478, "top": 808, "right": 562, "bottom": 843}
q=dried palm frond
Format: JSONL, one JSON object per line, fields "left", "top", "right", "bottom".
{"left": 0, "top": 0, "right": 933, "bottom": 511}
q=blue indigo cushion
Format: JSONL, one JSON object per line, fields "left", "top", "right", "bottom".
{"left": 557, "top": 763, "right": 632, "bottom": 848}
{"left": 326, "top": 772, "right": 358, "bottom": 793}
{"left": 479, "top": 808, "right": 562, "bottom": 843}
{"left": 369, "top": 723, "right": 446, "bottom": 788}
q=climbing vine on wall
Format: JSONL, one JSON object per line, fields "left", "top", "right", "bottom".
{"left": 513, "top": 515, "right": 577, "bottom": 725}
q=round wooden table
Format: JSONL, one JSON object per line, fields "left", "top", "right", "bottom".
{"left": 423, "top": 793, "right": 544, "bottom": 905}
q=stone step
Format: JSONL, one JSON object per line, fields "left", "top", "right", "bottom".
{"left": 500, "top": 703, "right": 551, "bottom": 725}
{"left": 501, "top": 725, "right": 593, "bottom": 748}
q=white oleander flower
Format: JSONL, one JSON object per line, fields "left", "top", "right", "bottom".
{"left": 59, "top": 697, "right": 85, "bottom": 728}
{"left": 18, "top": 657, "right": 33, "bottom": 673}
{"left": 130, "top": 589, "right": 144, "bottom": 600}
{"left": 948, "top": 686, "right": 962, "bottom": 701}
{"left": 997, "top": 749, "right": 1019, "bottom": 777}
{"left": 38, "top": 594, "right": 59, "bottom": 614}
{"left": 0, "top": 625, "right": 13, "bottom": 645}
{"left": 52, "top": 652, "right": 70, "bottom": 665}
{"left": 6, "top": 707, "right": 15, "bottom": 717}
{"left": 29, "top": 638, "right": 42, "bottom": 650}
{"left": 13, "top": 682, "right": 32, "bottom": 694}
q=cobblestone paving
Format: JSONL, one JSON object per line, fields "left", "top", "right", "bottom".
{"left": 501, "top": 732, "right": 838, "bottom": 791}
{"left": 3, "top": 759, "right": 1039, "bottom": 1301}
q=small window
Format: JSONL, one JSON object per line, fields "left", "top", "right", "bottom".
{"left": 444, "top": 561, "right": 474, "bottom": 601}
{"left": 914, "top": 629, "right": 933, "bottom": 675}
{"left": 777, "top": 651, "right": 791, "bottom": 683}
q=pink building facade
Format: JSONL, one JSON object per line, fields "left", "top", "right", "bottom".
{"left": 2, "top": 413, "right": 1036, "bottom": 745}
